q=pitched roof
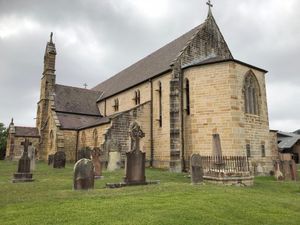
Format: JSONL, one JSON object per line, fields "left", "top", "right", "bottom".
{"left": 92, "top": 12, "right": 235, "bottom": 100}
{"left": 277, "top": 131, "right": 300, "bottom": 149}
{"left": 55, "top": 84, "right": 102, "bottom": 116}
{"left": 92, "top": 24, "right": 205, "bottom": 99}
{"left": 56, "top": 112, "right": 110, "bottom": 130}
{"left": 15, "top": 127, "right": 39, "bottom": 137}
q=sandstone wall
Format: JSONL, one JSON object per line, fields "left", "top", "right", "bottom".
{"left": 98, "top": 82, "right": 151, "bottom": 117}
{"left": 152, "top": 72, "right": 172, "bottom": 168}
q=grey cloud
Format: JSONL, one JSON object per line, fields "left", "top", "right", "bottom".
{"left": 0, "top": 0, "right": 299, "bottom": 132}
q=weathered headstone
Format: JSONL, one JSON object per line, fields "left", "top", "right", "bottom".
{"left": 28, "top": 146, "right": 36, "bottom": 171}
{"left": 77, "top": 147, "right": 92, "bottom": 160}
{"left": 124, "top": 122, "right": 146, "bottom": 184}
{"left": 190, "top": 154, "right": 203, "bottom": 184}
{"left": 104, "top": 137, "right": 121, "bottom": 171}
{"left": 53, "top": 151, "right": 66, "bottom": 168}
{"left": 73, "top": 158, "right": 94, "bottom": 190}
{"left": 106, "top": 122, "right": 159, "bottom": 188}
{"left": 48, "top": 154, "right": 54, "bottom": 165}
{"left": 91, "top": 148, "right": 102, "bottom": 178}
{"left": 12, "top": 139, "right": 34, "bottom": 183}
{"left": 273, "top": 160, "right": 297, "bottom": 181}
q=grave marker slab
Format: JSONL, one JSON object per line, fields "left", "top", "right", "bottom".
{"left": 53, "top": 151, "right": 66, "bottom": 168}
{"left": 91, "top": 148, "right": 102, "bottom": 179}
{"left": 12, "top": 139, "right": 34, "bottom": 183}
{"left": 190, "top": 154, "right": 203, "bottom": 184}
{"left": 74, "top": 159, "right": 94, "bottom": 190}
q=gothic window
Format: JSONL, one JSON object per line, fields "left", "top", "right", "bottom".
{"left": 113, "top": 98, "right": 119, "bottom": 112}
{"left": 93, "top": 129, "right": 98, "bottom": 147}
{"left": 133, "top": 90, "right": 141, "bottom": 105}
{"left": 246, "top": 144, "right": 251, "bottom": 157}
{"left": 244, "top": 71, "right": 260, "bottom": 115}
{"left": 137, "top": 90, "right": 141, "bottom": 105}
{"left": 156, "top": 81, "right": 162, "bottom": 127}
{"left": 261, "top": 145, "right": 266, "bottom": 157}
{"left": 49, "top": 130, "right": 54, "bottom": 148}
{"left": 81, "top": 131, "right": 86, "bottom": 147}
{"left": 185, "top": 79, "right": 190, "bottom": 115}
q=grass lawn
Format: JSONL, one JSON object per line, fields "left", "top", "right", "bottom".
{"left": 0, "top": 161, "right": 300, "bottom": 225}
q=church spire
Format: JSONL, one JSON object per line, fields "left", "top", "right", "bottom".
{"left": 43, "top": 32, "right": 56, "bottom": 74}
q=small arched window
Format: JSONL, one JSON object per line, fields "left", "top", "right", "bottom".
{"left": 81, "top": 131, "right": 86, "bottom": 147}
{"left": 156, "top": 81, "right": 162, "bottom": 127}
{"left": 133, "top": 90, "right": 141, "bottom": 105}
{"left": 113, "top": 98, "right": 119, "bottom": 112}
{"left": 244, "top": 71, "right": 260, "bottom": 115}
{"left": 185, "top": 79, "right": 190, "bottom": 115}
{"left": 93, "top": 129, "right": 98, "bottom": 147}
{"left": 49, "top": 130, "right": 54, "bottom": 148}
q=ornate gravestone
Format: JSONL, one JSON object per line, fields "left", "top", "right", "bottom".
{"left": 48, "top": 154, "right": 54, "bottom": 165}
{"left": 28, "top": 146, "right": 36, "bottom": 171}
{"left": 77, "top": 147, "right": 92, "bottom": 160}
{"left": 190, "top": 154, "right": 204, "bottom": 184}
{"left": 12, "top": 139, "right": 34, "bottom": 183}
{"left": 53, "top": 151, "right": 66, "bottom": 168}
{"left": 106, "top": 122, "right": 159, "bottom": 188}
{"left": 107, "top": 139, "right": 121, "bottom": 171}
{"left": 73, "top": 158, "right": 94, "bottom": 190}
{"left": 124, "top": 122, "right": 146, "bottom": 184}
{"left": 91, "top": 148, "right": 102, "bottom": 179}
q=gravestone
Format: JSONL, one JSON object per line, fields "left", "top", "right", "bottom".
{"left": 190, "top": 154, "right": 203, "bottom": 184}
{"left": 12, "top": 139, "right": 34, "bottom": 183}
{"left": 77, "top": 147, "right": 92, "bottom": 160}
{"left": 48, "top": 154, "right": 54, "bottom": 165}
{"left": 73, "top": 158, "right": 94, "bottom": 190}
{"left": 124, "top": 122, "right": 146, "bottom": 184}
{"left": 105, "top": 138, "right": 121, "bottom": 171}
{"left": 53, "top": 151, "right": 66, "bottom": 168}
{"left": 91, "top": 148, "right": 102, "bottom": 178}
{"left": 28, "top": 146, "right": 35, "bottom": 171}
{"left": 273, "top": 160, "right": 297, "bottom": 181}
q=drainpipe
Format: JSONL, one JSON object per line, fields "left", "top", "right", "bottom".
{"left": 150, "top": 79, "right": 154, "bottom": 167}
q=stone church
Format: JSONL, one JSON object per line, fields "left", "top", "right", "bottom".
{"left": 6, "top": 6, "right": 277, "bottom": 173}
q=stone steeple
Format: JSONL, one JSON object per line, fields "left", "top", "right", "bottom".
{"left": 43, "top": 32, "right": 57, "bottom": 74}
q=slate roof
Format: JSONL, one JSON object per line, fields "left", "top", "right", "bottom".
{"left": 15, "top": 127, "right": 39, "bottom": 137}
{"left": 92, "top": 23, "right": 206, "bottom": 99}
{"left": 56, "top": 112, "right": 110, "bottom": 130}
{"left": 277, "top": 131, "right": 300, "bottom": 149}
{"left": 55, "top": 84, "right": 102, "bottom": 116}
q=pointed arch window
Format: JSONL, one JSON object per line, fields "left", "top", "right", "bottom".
{"left": 244, "top": 71, "right": 260, "bottom": 115}
{"left": 81, "top": 131, "right": 86, "bottom": 147}
{"left": 185, "top": 79, "right": 190, "bottom": 115}
{"left": 113, "top": 98, "right": 119, "bottom": 112}
{"left": 93, "top": 129, "right": 98, "bottom": 147}
{"left": 49, "top": 130, "right": 54, "bottom": 149}
{"left": 133, "top": 90, "right": 141, "bottom": 105}
{"left": 156, "top": 81, "right": 162, "bottom": 127}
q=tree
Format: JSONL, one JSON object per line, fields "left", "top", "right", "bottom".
{"left": 0, "top": 123, "right": 8, "bottom": 160}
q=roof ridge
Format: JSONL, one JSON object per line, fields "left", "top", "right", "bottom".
{"left": 56, "top": 84, "right": 102, "bottom": 93}
{"left": 15, "top": 126, "right": 37, "bottom": 129}
{"left": 92, "top": 23, "right": 203, "bottom": 90}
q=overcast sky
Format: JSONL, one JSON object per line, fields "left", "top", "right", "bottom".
{"left": 0, "top": 0, "right": 299, "bottom": 132}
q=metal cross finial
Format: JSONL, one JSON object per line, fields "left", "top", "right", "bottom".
{"left": 83, "top": 83, "right": 88, "bottom": 89}
{"left": 50, "top": 32, "right": 53, "bottom": 43}
{"left": 206, "top": 0, "right": 213, "bottom": 8}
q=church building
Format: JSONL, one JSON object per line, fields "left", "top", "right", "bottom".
{"left": 6, "top": 4, "right": 276, "bottom": 173}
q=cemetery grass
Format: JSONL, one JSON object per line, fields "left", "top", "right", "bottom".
{"left": 1, "top": 161, "right": 300, "bottom": 225}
